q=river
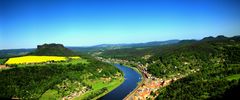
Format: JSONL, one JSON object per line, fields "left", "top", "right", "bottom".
{"left": 99, "top": 64, "right": 142, "bottom": 100}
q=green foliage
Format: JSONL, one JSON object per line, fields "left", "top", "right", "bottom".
{"left": 0, "top": 59, "right": 7, "bottom": 64}
{"left": 0, "top": 57, "right": 120, "bottom": 99}
{"left": 223, "top": 46, "right": 240, "bottom": 64}
{"left": 153, "top": 36, "right": 240, "bottom": 99}
{"left": 226, "top": 74, "right": 240, "bottom": 81}
{"left": 100, "top": 35, "right": 240, "bottom": 99}
{"left": 157, "top": 65, "right": 240, "bottom": 100}
{"left": 39, "top": 89, "right": 61, "bottom": 100}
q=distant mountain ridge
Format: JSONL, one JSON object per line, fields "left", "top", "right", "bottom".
{"left": 99, "top": 35, "right": 240, "bottom": 61}
{"left": 68, "top": 39, "right": 180, "bottom": 53}
{"left": 93, "top": 39, "right": 180, "bottom": 48}
{"left": 0, "top": 49, "right": 35, "bottom": 58}
{"left": 1, "top": 35, "right": 239, "bottom": 58}
{"left": 29, "top": 43, "right": 77, "bottom": 56}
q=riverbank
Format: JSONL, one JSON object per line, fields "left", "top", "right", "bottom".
{"left": 73, "top": 76, "right": 124, "bottom": 100}
{"left": 93, "top": 77, "right": 124, "bottom": 100}
{"left": 121, "top": 64, "right": 142, "bottom": 76}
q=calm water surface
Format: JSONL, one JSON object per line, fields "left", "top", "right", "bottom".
{"left": 99, "top": 64, "right": 142, "bottom": 100}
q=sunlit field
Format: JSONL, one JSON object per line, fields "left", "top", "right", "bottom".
{"left": 69, "top": 56, "right": 80, "bottom": 59}
{"left": 5, "top": 56, "right": 80, "bottom": 64}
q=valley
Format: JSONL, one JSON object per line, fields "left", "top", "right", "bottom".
{"left": 0, "top": 35, "right": 239, "bottom": 100}
{"left": 97, "top": 35, "right": 240, "bottom": 99}
{"left": 2, "top": 0, "right": 240, "bottom": 99}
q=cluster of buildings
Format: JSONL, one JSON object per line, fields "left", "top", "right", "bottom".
{"left": 63, "top": 86, "right": 89, "bottom": 100}
{"left": 96, "top": 57, "right": 133, "bottom": 64}
{"left": 128, "top": 77, "right": 174, "bottom": 100}
{"left": 126, "top": 63, "right": 176, "bottom": 100}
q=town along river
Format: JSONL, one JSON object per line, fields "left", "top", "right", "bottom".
{"left": 99, "top": 64, "right": 142, "bottom": 100}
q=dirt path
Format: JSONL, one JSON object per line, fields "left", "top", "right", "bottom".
{"left": 0, "top": 65, "right": 10, "bottom": 70}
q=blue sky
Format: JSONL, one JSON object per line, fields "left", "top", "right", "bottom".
{"left": 1, "top": 0, "right": 240, "bottom": 49}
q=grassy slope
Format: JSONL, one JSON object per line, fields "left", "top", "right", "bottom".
{"left": 39, "top": 59, "right": 123, "bottom": 100}
{"left": 39, "top": 90, "right": 61, "bottom": 100}
{"left": 73, "top": 77, "right": 124, "bottom": 100}
{"left": 226, "top": 74, "right": 240, "bottom": 81}
{"left": 1, "top": 55, "right": 123, "bottom": 99}
{"left": 40, "top": 78, "right": 124, "bottom": 100}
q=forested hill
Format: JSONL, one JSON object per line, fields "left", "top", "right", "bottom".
{"left": 0, "top": 44, "right": 123, "bottom": 99}
{"left": 68, "top": 39, "right": 180, "bottom": 53}
{"left": 29, "top": 43, "right": 77, "bottom": 56}
{"left": 99, "top": 35, "right": 240, "bottom": 99}
{"left": 0, "top": 49, "right": 34, "bottom": 58}
{"left": 99, "top": 35, "right": 240, "bottom": 61}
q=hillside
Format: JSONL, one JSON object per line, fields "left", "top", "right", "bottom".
{"left": 0, "top": 44, "right": 123, "bottom": 99}
{"left": 0, "top": 49, "right": 34, "bottom": 58}
{"left": 68, "top": 40, "right": 180, "bottom": 53}
{"left": 0, "top": 56, "right": 122, "bottom": 99}
{"left": 30, "top": 43, "right": 77, "bottom": 56}
{"left": 98, "top": 35, "right": 240, "bottom": 99}
{"left": 0, "top": 40, "right": 179, "bottom": 58}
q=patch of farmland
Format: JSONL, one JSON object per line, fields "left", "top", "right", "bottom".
{"left": 5, "top": 56, "right": 80, "bottom": 64}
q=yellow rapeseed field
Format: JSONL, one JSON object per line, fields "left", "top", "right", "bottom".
{"left": 5, "top": 56, "right": 80, "bottom": 64}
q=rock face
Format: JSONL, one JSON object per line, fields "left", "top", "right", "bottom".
{"left": 31, "top": 43, "right": 76, "bottom": 56}
{"left": 37, "top": 43, "right": 64, "bottom": 50}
